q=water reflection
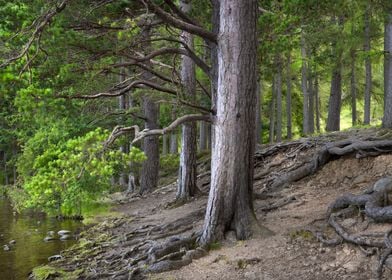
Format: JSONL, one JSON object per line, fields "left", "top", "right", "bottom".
{"left": 0, "top": 196, "right": 82, "bottom": 279}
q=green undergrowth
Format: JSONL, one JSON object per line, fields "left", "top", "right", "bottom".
{"left": 81, "top": 201, "right": 123, "bottom": 225}
{"left": 31, "top": 265, "right": 83, "bottom": 280}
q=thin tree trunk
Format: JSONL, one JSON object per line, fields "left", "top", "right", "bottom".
{"left": 200, "top": 0, "right": 258, "bottom": 244}
{"left": 140, "top": 27, "right": 160, "bottom": 194}
{"left": 308, "top": 68, "right": 315, "bottom": 134}
{"left": 275, "top": 57, "right": 283, "bottom": 142}
{"left": 384, "top": 10, "right": 392, "bottom": 128}
{"left": 118, "top": 59, "right": 128, "bottom": 188}
{"left": 162, "top": 134, "right": 169, "bottom": 155}
{"left": 315, "top": 73, "right": 320, "bottom": 133}
{"left": 286, "top": 53, "right": 292, "bottom": 139}
{"left": 269, "top": 79, "right": 276, "bottom": 144}
{"left": 199, "top": 121, "right": 207, "bottom": 150}
{"left": 351, "top": 50, "right": 357, "bottom": 126}
{"left": 364, "top": 5, "right": 372, "bottom": 125}
{"left": 301, "top": 31, "right": 310, "bottom": 135}
{"left": 255, "top": 80, "right": 262, "bottom": 145}
{"left": 177, "top": 0, "right": 197, "bottom": 201}
{"left": 169, "top": 130, "right": 178, "bottom": 154}
{"left": 3, "top": 152, "right": 8, "bottom": 185}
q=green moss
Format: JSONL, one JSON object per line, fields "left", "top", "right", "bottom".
{"left": 31, "top": 265, "right": 83, "bottom": 280}
{"left": 289, "top": 229, "right": 314, "bottom": 240}
{"left": 208, "top": 242, "right": 222, "bottom": 251}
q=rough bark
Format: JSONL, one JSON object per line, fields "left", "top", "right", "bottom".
{"left": 326, "top": 18, "right": 343, "bottom": 132}
{"left": 301, "top": 31, "right": 310, "bottom": 135}
{"left": 177, "top": 0, "right": 198, "bottom": 201}
{"left": 384, "top": 10, "right": 392, "bottom": 128}
{"left": 200, "top": 0, "right": 258, "bottom": 244}
{"left": 286, "top": 54, "right": 292, "bottom": 139}
{"left": 162, "top": 134, "right": 169, "bottom": 155}
{"left": 170, "top": 131, "right": 178, "bottom": 154}
{"left": 140, "top": 27, "right": 160, "bottom": 194}
{"left": 364, "top": 5, "right": 372, "bottom": 125}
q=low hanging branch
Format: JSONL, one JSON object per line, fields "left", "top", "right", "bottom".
{"left": 105, "top": 114, "right": 211, "bottom": 147}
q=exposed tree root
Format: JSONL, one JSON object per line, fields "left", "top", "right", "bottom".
{"left": 313, "top": 177, "right": 392, "bottom": 279}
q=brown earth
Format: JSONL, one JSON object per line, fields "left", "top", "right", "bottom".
{"left": 45, "top": 130, "right": 392, "bottom": 280}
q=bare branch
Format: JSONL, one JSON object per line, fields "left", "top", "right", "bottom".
{"left": 105, "top": 114, "right": 211, "bottom": 146}
{"left": 163, "top": 0, "right": 201, "bottom": 27}
{"left": 68, "top": 80, "right": 177, "bottom": 99}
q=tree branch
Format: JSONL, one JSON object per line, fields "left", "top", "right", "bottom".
{"left": 105, "top": 114, "right": 211, "bottom": 146}
{"left": 139, "top": 0, "right": 217, "bottom": 43}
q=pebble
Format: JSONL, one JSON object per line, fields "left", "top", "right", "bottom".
{"left": 48, "top": 255, "right": 62, "bottom": 262}
{"left": 58, "top": 230, "right": 71, "bottom": 236}
{"left": 44, "top": 236, "right": 56, "bottom": 242}
{"left": 9, "top": 240, "right": 16, "bottom": 245}
{"left": 3, "top": 245, "right": 10, "bottom": 251}
{"left": 60, "top": 235, "right": 73, "bottom": 241}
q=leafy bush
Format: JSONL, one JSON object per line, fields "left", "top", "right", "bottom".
{"left": 14, "top": 127, "right": 145, "bottom": 216}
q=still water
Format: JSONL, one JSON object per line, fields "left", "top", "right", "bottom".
{"left": 0, "top": 196, "right": 82, "bottom": 279}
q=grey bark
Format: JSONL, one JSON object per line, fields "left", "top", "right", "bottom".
{"left": 326, "top": 18, "right": 343, "bottom": 132}
{"left": 308, "top": 68, "right": 315, "bottom": 134}
{"left": 269, "top": 79, "right": 276, "bottom": 144}
{"left": 364, "top": 6, "right": 372, "bottom": 125}
{"left": 326, "top": 65, "right": 342, "bottom": 131}
{"left": 162, "top": 134, "right": 169, "bottom": 155}
{"left": 314, "top": 73, "right": 320, "bottom": 133}
{"left": 275, "top": 57, "right": 283, "bottom": 142}
{"left": 199, "top": 121, "right": 207, "bottom": 150}
{"left": 383, "top": 10, "right": 392, "bottom": 128}
{"left": 255, "top": 79, "right": 262, "bottom": 145}
{"left": 350, "top": 50, "right": 357, "bottom": 126}
{"left": 177, "top": 0, "right": 197, "bottom": 201}
{"left": 169, "top": 131, "right": 178, "bottom": 154}
{"left": 201, "top": 0, "right": 258, "bottom": 243}
{"left": 140, "top": 27, "right": 160, "bottom": 194}
{"left": 118, "top": 59, "right": 128, "bottom": 188}
{"left": 301, "top": 31, "right": 310, "bottom": 135}
{"left": 286, "top": 54, "right": 292, "bottom": 139}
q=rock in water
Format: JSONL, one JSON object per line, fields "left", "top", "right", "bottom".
{"left": 3, "top": 245, "right": 10, "bottom": 251}
{"left": 48, "top": 255, "right": 62, "bottom": 262}
{"left": 60, "top": 234, "right": 72, "bottom": 241}
{"left": 44, "top": 236, "right": 56, "bottom": 242}
{"left": 9, "top": 240, "right": 16, "bottom": 245}
{"left": 57, "top": 230, "right": 71, "bottom": 236}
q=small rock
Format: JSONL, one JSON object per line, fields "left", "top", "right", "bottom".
{"left": 59, "top": 235, "right": 72, "bottom": 241}
{"left": 57, "top": 230, "right": 71, "bottom": 236}
{"left": 3, "top": 245, "right": 10, "bottom": 251}
{"left": 9, "top": 240, "right": 16, "bottom": 245}
{"left": 44, "top": 236, "right": 56, "bottom": 242}
{"left": 48, "top": 255, "right": 62, "bottom": 262}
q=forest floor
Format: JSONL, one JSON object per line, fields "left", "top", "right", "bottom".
{"left": 32, "top": 128, "right": 392, "bottom": 280}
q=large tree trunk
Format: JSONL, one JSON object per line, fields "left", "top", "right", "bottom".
{"left": 364, "top": 5, "right": 372, "bottom": 125}
{"left": 383, "top": 9, "right": 392, "bottom": 128}
{"left": 301, "top": 31, "right": 310, "bottom": 135}
{"left": 326, "top": 65, "right": 342, "bottom": 131}
{"left": 286, "top": 53, "right": 292, "bottom": 139}
{"left": 177, "top": 0, "right": 197, "bottom": 201}
{"left": 140, "top": 27, "right": 160, "bottom": 194}
{"left": 350, "top": 50, "right": 357, "bottom": 126}
{"left": 326, "top": 18, "right": 343, "bottom": 132}
{"left": 200, "top": 0, "right": 258, "bottom": 244}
